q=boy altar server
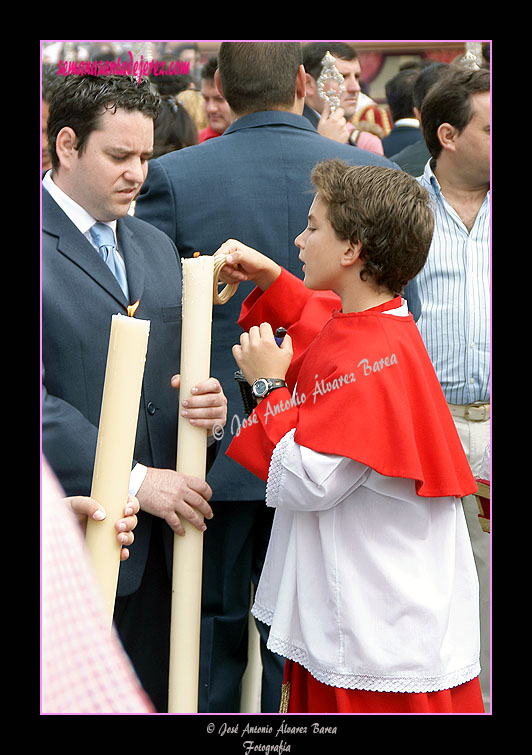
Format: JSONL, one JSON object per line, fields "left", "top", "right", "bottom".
{"left": 217, "top": 159, "right": 484, "bottom": 714}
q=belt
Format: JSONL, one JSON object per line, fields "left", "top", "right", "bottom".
{"left": 448, "top": 402, "right": 490, "bottom": 422}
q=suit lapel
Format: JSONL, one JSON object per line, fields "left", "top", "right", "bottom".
{"left": 117, "top": 218, "right": 145, "bottom": 305}
{"left": 43, "top": 188, "right": 130, "bottom": 309}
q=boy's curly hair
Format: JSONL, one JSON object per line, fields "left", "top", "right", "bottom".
{"left": 311, "top": 159, "right": 434, "bottom": 295}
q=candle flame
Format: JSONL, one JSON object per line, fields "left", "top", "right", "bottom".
{"left": 127, "top": 300, "right": 140, "bottom": 317}
{"left": 193, "top": 251, "right": 200, "bottom": 258}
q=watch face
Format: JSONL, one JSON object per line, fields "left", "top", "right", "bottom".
{"left": 252, "top": 378, "right": 269, "bottom": 398}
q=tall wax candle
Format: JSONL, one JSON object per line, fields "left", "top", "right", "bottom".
{"left": 168, "top": 254, "right": 214, "bottom": 713}
{"left": 85, "top": 304, "right": 150, "bottom": 627}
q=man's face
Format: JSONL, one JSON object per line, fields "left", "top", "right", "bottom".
{"left": 201, "top": 79, "right": 232, "bottom": 134}
{"left": 333, "top": 56, "right": 362, "bottom": 120}
{"left": 59, "top": 107, "right": 154, "bottom": 222}
{"left": 453, "top": 92, "right": 491, "bottom": 187}
{"left": 307, "top": 55, "right": 362, "bottom": 119}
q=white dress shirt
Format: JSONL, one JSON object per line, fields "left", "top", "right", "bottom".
{"left": 42, "top": 171, "right": 128, "bottom": 274}
{"left": 416, "top": 161, "right": 490, "bottom": 404}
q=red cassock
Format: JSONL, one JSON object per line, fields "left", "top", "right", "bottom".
{"left": 281, "top": 659, "right": 484, "bottom": 714}
{"left": 227, "top": 269, "right": 484, "bottom": 714}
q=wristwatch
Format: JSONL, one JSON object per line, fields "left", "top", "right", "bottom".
{"left": 251, "top": 377, "right": 287, "bottom": 399}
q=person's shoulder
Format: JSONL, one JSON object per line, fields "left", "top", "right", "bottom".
{"left": 150, "top": 139, "right": 229, "bottom": 178}
{"left": 121, "top": 212, "right": 176, "bottom": 248}
{"left": 324, "top": 137, "right": 398, "bottom": 169}
{"left": 302, "top": 132, "right": 396, "bottom": 169}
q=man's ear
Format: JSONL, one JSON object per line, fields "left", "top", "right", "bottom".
{"left": 436, "top": 122, "right": 458, "bottom": 153}
{"left": 55, "top": 126, "right": 78, "bottom": 168}
{"left": 304, "top": 71, "right": 317, "bottom": 96}
{"left": 295, "top": 64, "right": 307, "bottom": 99}
{"left": 214, "top": 69, "right": 224, "bottom": 98}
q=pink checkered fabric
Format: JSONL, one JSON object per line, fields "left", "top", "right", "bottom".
{"left": 41, "top": 460, "right": 154, "bottom": 714}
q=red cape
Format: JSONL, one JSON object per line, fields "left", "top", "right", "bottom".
{"left": 227, "top": 271, "right": 477, "bottom": 498}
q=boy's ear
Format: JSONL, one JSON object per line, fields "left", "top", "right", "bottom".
{"left": 341, "top": 240, "right": 362, "bottom": 267}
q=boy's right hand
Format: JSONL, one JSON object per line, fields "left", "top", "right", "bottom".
{"left": 214, "top": 239, "right": 281, "bottom": 291}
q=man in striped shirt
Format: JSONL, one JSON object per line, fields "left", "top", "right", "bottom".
{"left": 414, "top": 64, "right": 491, "bottom": 709}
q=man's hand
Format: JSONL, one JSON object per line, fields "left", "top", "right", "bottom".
{"left": 136, "top": 467, "right": 213, "bottom": 537}
{"left": 317, "top": 103, "right": 349, "bottom": 144}
{"left": 172, "top": 375, "right": 227, "bottom": 438}
{"left": 134, "top": 375, "right": 226, "bottom": 536}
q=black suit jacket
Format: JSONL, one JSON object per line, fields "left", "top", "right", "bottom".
{"left": 391, "top": 139, "right": 431, "bottom": 177}
{"left": 42, "top": 187, "right": 188, "bottom": 595}
{"left": 382, "top": 124, "right": 423, "bottom": 158}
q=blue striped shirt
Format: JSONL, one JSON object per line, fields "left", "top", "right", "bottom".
{"left": 416, "top": 161, "right": 490, "bottom": 404}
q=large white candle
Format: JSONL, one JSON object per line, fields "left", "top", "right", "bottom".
{"left": 85, "top": 303, "right": 150, "bottom": 627}
{"left": 168, "top": 254, "right": 214, "bottom": 713}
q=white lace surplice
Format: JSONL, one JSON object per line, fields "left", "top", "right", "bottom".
{"left": 253, "top": 429, "right": 481, "bottom": 693}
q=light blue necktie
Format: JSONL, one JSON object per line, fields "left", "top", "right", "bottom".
{"left": 90, "top": 222, "right": 129, "bottom": 300}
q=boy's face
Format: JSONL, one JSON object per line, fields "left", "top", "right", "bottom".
{"left": 295, "top": 195, "right": 353, "bottom": 292}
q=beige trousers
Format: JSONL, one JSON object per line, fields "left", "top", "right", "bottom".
{"left": 450, "top": 409, "right": 491, "bottom": 712}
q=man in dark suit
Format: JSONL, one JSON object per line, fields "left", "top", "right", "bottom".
{"left": 381, "top": 68, "right": 424, "bottom": 157}
{"left": 135, "top": 42, "right": 403, "bottom": 713}
{"left": 42, "top": 73, "right": 227, "bottom": 712}
{"left": 391, "top": 62, "right": 450, "bottom": 176}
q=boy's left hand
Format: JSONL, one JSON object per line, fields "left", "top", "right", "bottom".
{"left": 232, "top": 322, "right": 293, "bottom": 386}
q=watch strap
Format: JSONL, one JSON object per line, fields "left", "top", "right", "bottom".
{"left": 265, "top": 378, "right": 287, "bottom": 394}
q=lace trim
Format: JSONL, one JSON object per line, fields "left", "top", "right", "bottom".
{"left": 252, "top": 602, "right": 274, "bottom": 626}
{"left": 253, "top": 611, "right": 480, "bottom": 694}
{"left": 265, "top": 428, "right": 295, "bottom": 507}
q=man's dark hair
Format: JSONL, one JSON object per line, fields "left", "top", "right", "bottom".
{"left": 42, "top": 63, "right": 61, "bottom": 103}
{"left": 201, "top": 56, "right": 219, "bottom": 82}
{"left": 47, "top": 74, "right": 161, "bottom": 171}
{"left": 412, "top": 62, "right": 449, "bottom": 111}
{"left": 217, "top": 42, "right": 303, "bottom": 115}
{"left": 421, "top": 66, "right": 490, "bottom": 159}
{"left": 385, "top": 68, "right": 418, "bottom": 122}
{"left": 302, "top": 42, "right": 358, "bottom": 80}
